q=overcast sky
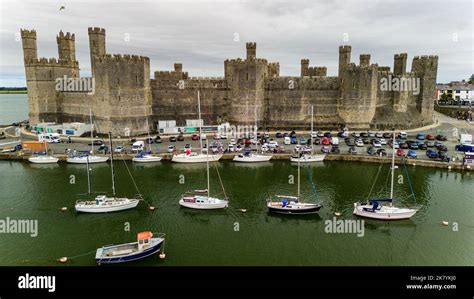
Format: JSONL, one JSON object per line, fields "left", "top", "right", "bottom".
{"left": 0, "top": 0, "right": 472, "bottom": 86}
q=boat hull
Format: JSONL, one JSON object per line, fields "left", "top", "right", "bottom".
{"left": 353, "top": 203, "right": 417, "bottom": 220}
{"left": 172, "top": 153, "right": 222, "bottom": 163}
{"left": 75, "top": 198, "right": 139, "bottom": 213}
{"left": 290, "top": 154, "right": 325, "bottom": 163}
{"left": 67, "top": 156, "right": 109, "bottom": 164}
{"left": 95, "top": 238, "right": 164, "bottom": 264}
{"left": 132, "top": 155, "right": 162, "bottom": 163}
{"left": 267, "top": 202, "right": 323, "bottom": 215}
{"left": 233, "top": 154, "right": 272, "bottom": 162}
{"left": 179, "top": 195, "right": 228, "bottom": 209}
{"left": 28, "top": 156, "right": 59, "bottom": 164}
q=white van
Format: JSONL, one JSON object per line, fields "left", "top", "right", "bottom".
{"left": 131, "top": 141, "right": 145, "bottom": 153}
{"left": 460, "top": 134, "right": 472, "bottom": 145}
{"left": 284, "top": 136, "right": 291, "bottom": 145}
{"left": 38, "top": 133, "right": 60, "bottom": 143}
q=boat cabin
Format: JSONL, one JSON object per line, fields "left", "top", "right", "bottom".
{"left": 137, "top": 231, "right": 153, "bottom": 251}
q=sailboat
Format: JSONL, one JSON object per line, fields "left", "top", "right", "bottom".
{"left": 233, "top": 106, "right": 272, "bottom": 163}
{"left": 290, "top": 105, "right": 325, "bottom": 163}
{"left": 132, "top": 119, "right": 162, "bottom": 163}
{"left": 75, "top": 132, "right": 140, "bottom": 213}
{"left": 353, "top": 131, "right": 418, "bottom": 220}
{"left": 179, "top": 139, "right": 228, "bottom": 209}
{"left": 67, "top": 108, "right": 108, "bottom": 164}
{"left": 172, "top": 91, "right": 222, "bottom": 163}
{"left": 28, "top": 141, "right": 59, "bottom": 164}
{"left": 266, "top": 157, "right": 323, "bottom": 214}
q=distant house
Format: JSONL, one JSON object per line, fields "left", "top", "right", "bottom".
{"left": 436, "top": 80, "right": 474, "bottom": 105}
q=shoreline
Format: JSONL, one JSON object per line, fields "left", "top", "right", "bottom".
{"left": 1, "top": 152, "right": 471, "bottom": 171}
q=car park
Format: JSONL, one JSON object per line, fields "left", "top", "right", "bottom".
{"left": 220, "top": 133, "right": 227, "bottom": 139}
{"left": 269, "top": 141, "right": 279, "bottom": 148}
{"left": 352, "top": 132, "right": 361, "bottom": 138}
{"left": 311, "top": 131, "right": 318, "bottom": 138}
{"left": 438, "top": 151, "right": 450, "bottom": 162}
{"left": 425, "top": 141, "right": 434, "bottom": 148}
{"left": 244, "top": 139, "right": 252, "bottom": 145}
{"left": 317, "top": 132, "right": 324, "bottom": 138}
{"left": 399, "top": 142, "right": 408, "bottom": 149}
{"left": 376, "top": 132, "right": 383, "bottom": 138}
{"left": 331, "top": 137, "right": 339, "bottom": 145}
{"left": 437, "top": 144, "right": 448, "bottom": 152}
{"left": 398, "top": 132, "right": 408, "bottom": 139}
{"left": 146, "top": 137, "right": 154, "bottom": 144}
{"left": 418, "top": 143, "right": 427, "bottom": 150}
{"left": 88, "top": 139, "right": 103, "bottom": 146}
{"left": 184, "top": 144, "right": 192, "bottom": 151}
{"left": 97, "top": 144, "right": 109, "bottom": 153}
{"left": 455, "top": 144, "right": 473, "bottom": 152}
{"left": 426, "top": 149, "right": 438, "bottom": 158}
{"left": 362, "top": 138, "right": 370, "bottom": 144}
{"left": 407, "top": 149, "right": 417, "bottom": 159}
{"left": 383, "top": 132, "right": 392, "bottom": 138}
{"left": 191, "top": 134, "right": 199, "bottom": 140}
{"left": 313, "top": 138, "right": 321, "bottom": 145}
{"left": 408, "top": 142, "right": 418, "bottom": 150}
{"left": 284, "top": 136, "right": 291, "bottom": 145}
{"left": 324, "top": 132, "right": 332, "bottom": 138}
{"left": 131, "top": 141, "right": 145, "bottom": 153}
{"left": 290, "top": 131, "right": 297, "bottom": 138}
{"left": 368, "top": 132, "right": 376, "bottom": 138}
{"left": 346, "top": 138, "right": 355, "bottom": 146}
{"left": 337, "top": 131, "right": 349, "bottom": 138}
{"left": 291, "top": 136, "right": 298, "bottom": 144}
{"left": 300, "top": 138, "right": 307, "bottom": 145}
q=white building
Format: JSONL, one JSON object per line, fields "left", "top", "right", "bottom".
{"left": 437, "top": 81, "right": 474, "bottom": 105}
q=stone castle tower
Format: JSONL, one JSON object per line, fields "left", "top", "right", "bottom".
{"left": 21, "top": 27, "right": 438, "bottom": 135}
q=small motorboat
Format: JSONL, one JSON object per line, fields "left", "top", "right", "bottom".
{"left": 95, "top": 231, "right": 165, "bottom": 264}
{"left": 132, "top": 151, "right": 162, "bottom": 163}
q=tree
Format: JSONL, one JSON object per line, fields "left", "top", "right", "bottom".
{"left": 469, "top": 74, "right": 474, "bottom": 84}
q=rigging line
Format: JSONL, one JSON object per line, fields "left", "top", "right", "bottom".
{"left": 367, "top": 163, "right": 383, "bottom": 201}
{"left": 212, "top": 159, "right": 227, "bottom": 199}
{"left": 402, "top": 158, "right": 417, "bottom": 204}
{"left": 119, "top": 155, "right": 144, "bottom": 200}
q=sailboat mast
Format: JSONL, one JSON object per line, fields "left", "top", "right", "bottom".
{"left": 255, "top": 106, "right": 258, "bottom": 153}
{"left": 89, "top": 108, "right": 94, "bottom": 154}
{"left": 146, "top": 118, "right": 151, "bottom": 152}
{"left": 197, "top": 91, "right": 203, "bottom": 154}
{"left": 297, "top": 157, "right": 301, "bottom": 199}
{"left": 86, "top": 155, "right": 91, "bottom": 196}
{"left": 206, "top": 138, "right": 210, "bottom": 196}
{"left": 390, "top": 131, "right": 396, "bottom": 200}
{"left": 310, "top": 105, "right": 314, "bottom": 154}
{"left": 108, "top": 132, "right": 116, "bottom": 197}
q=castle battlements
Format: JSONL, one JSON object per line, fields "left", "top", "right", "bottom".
{"left": 21, "top": 26, "right": 439, "bottom": 135}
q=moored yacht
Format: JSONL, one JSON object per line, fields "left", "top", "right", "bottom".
{"left": 290, "top": 105, "right": 325, "bottom": 163}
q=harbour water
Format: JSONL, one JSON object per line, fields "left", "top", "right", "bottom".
{"left": 0, "top": 94, "right": 28, "bottom": 125}
{"left": 0, "top": 160, "right": 472, "bottom": 266}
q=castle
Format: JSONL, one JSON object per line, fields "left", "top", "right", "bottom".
{"left": 21, "top": 27, "right": 438, "bottom": 136}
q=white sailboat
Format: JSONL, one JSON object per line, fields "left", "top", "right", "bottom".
{"left": 353, "top": 132, "right": 418, "bottom": 220}
{"left": 75, "top": 132, "right": 140, "bottom": 213}
{"left": 132, "top": 119, "right": 162, "bottom": 163}
{"left": 179, "top": 139, "right": 228, "bottom": 209}
{"left": 28, "top": 141, "right": 59, "bottom": 164}
{"left": 172, "top": 91, "right": 222, "bottom": 163}
{"left": 233, "top": 106, "right": 272, "bottom": 163}
{"left": 67, "top": 108, "right": 108, "bottom": 164}
{"left": 267, "top": 156, "right": 322, "bottom": 214}
{"left": 290, "top": 105, "right": 325, "bottom": 163}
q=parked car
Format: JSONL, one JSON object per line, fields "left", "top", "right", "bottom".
{"left": 146, "top": 137, "right": 154, "bottom": 144}
{"left": 276, "top": 132, "right": 283, "bottom": 138}
{"left": 331, "top": 146, "right": 340, "bottom": 154}
{"left": 154, "top": 136, "right": 162, "bottom": 143}
{"left": 167, "top": 145, "right": 175, "bottom": 153}
{"left": 368, "top": 131, "right": 376, "bottom": 138}
{"left": 291, "top": 136, "right": 298, "bottom": 144}
{"left": 352, "top": 132, "right": 361, "bottom": 138}
{"left": 300, "top": 137, "right": 307, "bottom": 145}
{"left": 268, "top": 141, "right": 279, "bottom": 148}
{"left": 398, "top": 132, "right": 408, "bottom": 139}
{"left": 375, "top": 132, "right": 383, "bottom": 138}
{"left": 455, "top": 144, "right": 474, "bottom": 152}
{"left": 376, "top": 149, "right": 387, "bottom": 156}
{"left": 184, "top": 144, "right": 192, "bottom": 151}
{"left": 367, "top": 146, "right": 377, "bottom": 156}
{"left": 88, "top": 139, "right": 103, "bottom": 146}
{"left": 323, "top": 132, "right": 332, "bottom": 138}
{"left": 244, "top": 139, "right": 252, "bottom": 145}
{"left": 362, "top": 138, "right": 370, "bottom": 144}
{"left": 436, "top": 135, "right": 447, "bottom": 141}
{"left": 97, "top": 144, "right": 109, "bottom": 153}
{"left": 349, "top": 146, "right": 358, "bottom": 155}
{"left": 426, "top": 149, "right": 438, "bottom": 158}
{"left": 425, "top": 141, "right": 434, "bottom": 148}
{"left": 290, "top": 131, "right": 297, "bottom": 138}
{"left": 284, "top": 136, "right": 291, "bottom": 145}
{"left": 321, "top": 146, "right": 331, "bottom": 154}
{"left": 383, "top": 132, "right": 392, "bottom": 138}
{"left": 396, "top": 148, "right": 406, "bottom": 157}
{"left": 416, "top": 133, "right": 425, "bottom": 140}
{"left": 321, "top": 137, "right": 330, "bottom": 145}
{"left": 191, "top": 134, "right": 199, "bottom": 140}
{"left": 438, "top": 151, "right": 450, "bottom": 162}
{"left": 399, "top": 142, "right": 408, "bottom": 149}
{"left": 418, "top": 143, "right": 427, "bottom": 150}
{"left": 426, "top": 134, "right": 435, "bottom": 140}
{"left": 331, "top": 137, "right": 339, "bottom": 145}
{"left": 355, "top": 139, "right": 364, "bottom": 147}
{"left": 317, "top": 132, "right": 324, "bottom": 138}
{"left": 379, "top": 138, "right": 387, "bottom": 145}
{"left": 346, "top": 138, "right": 355, "bottom": 146}
{"left": 434, "top": 141, "right": 443, "bottom": 148}
{"left": 283, "top": 132, "right": 289, "bottom": 138}
{"left": 313, "top": 138, "right": 321, "bottom": 145}
{"left": 408, "top": 143, "right": 419, "bottom": 150}
{"left": 177, "top": 134, "right": 185, "bottom": 141}
{"left": 337, "top": 131, "right": 349, "bottom": 138}
{"left": 437, "top": 144, "right": 448, "bottom": 152}
{"left": 372, "top": 139, "right": 382, "bottom": 148}
{"left": 407, "top": 149, "right": 417, "bottom": 159}
{"left": 360, "top": 132, "right": 369, "bottom": 138}
{"left": 114, "top": 146, "right": 126, "bottom": 154}
{"left": 169, "top": 136, "right": 177, "bottom": 142}
{"left": 390, "top": 140, "right": 400, "bottom": 149}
